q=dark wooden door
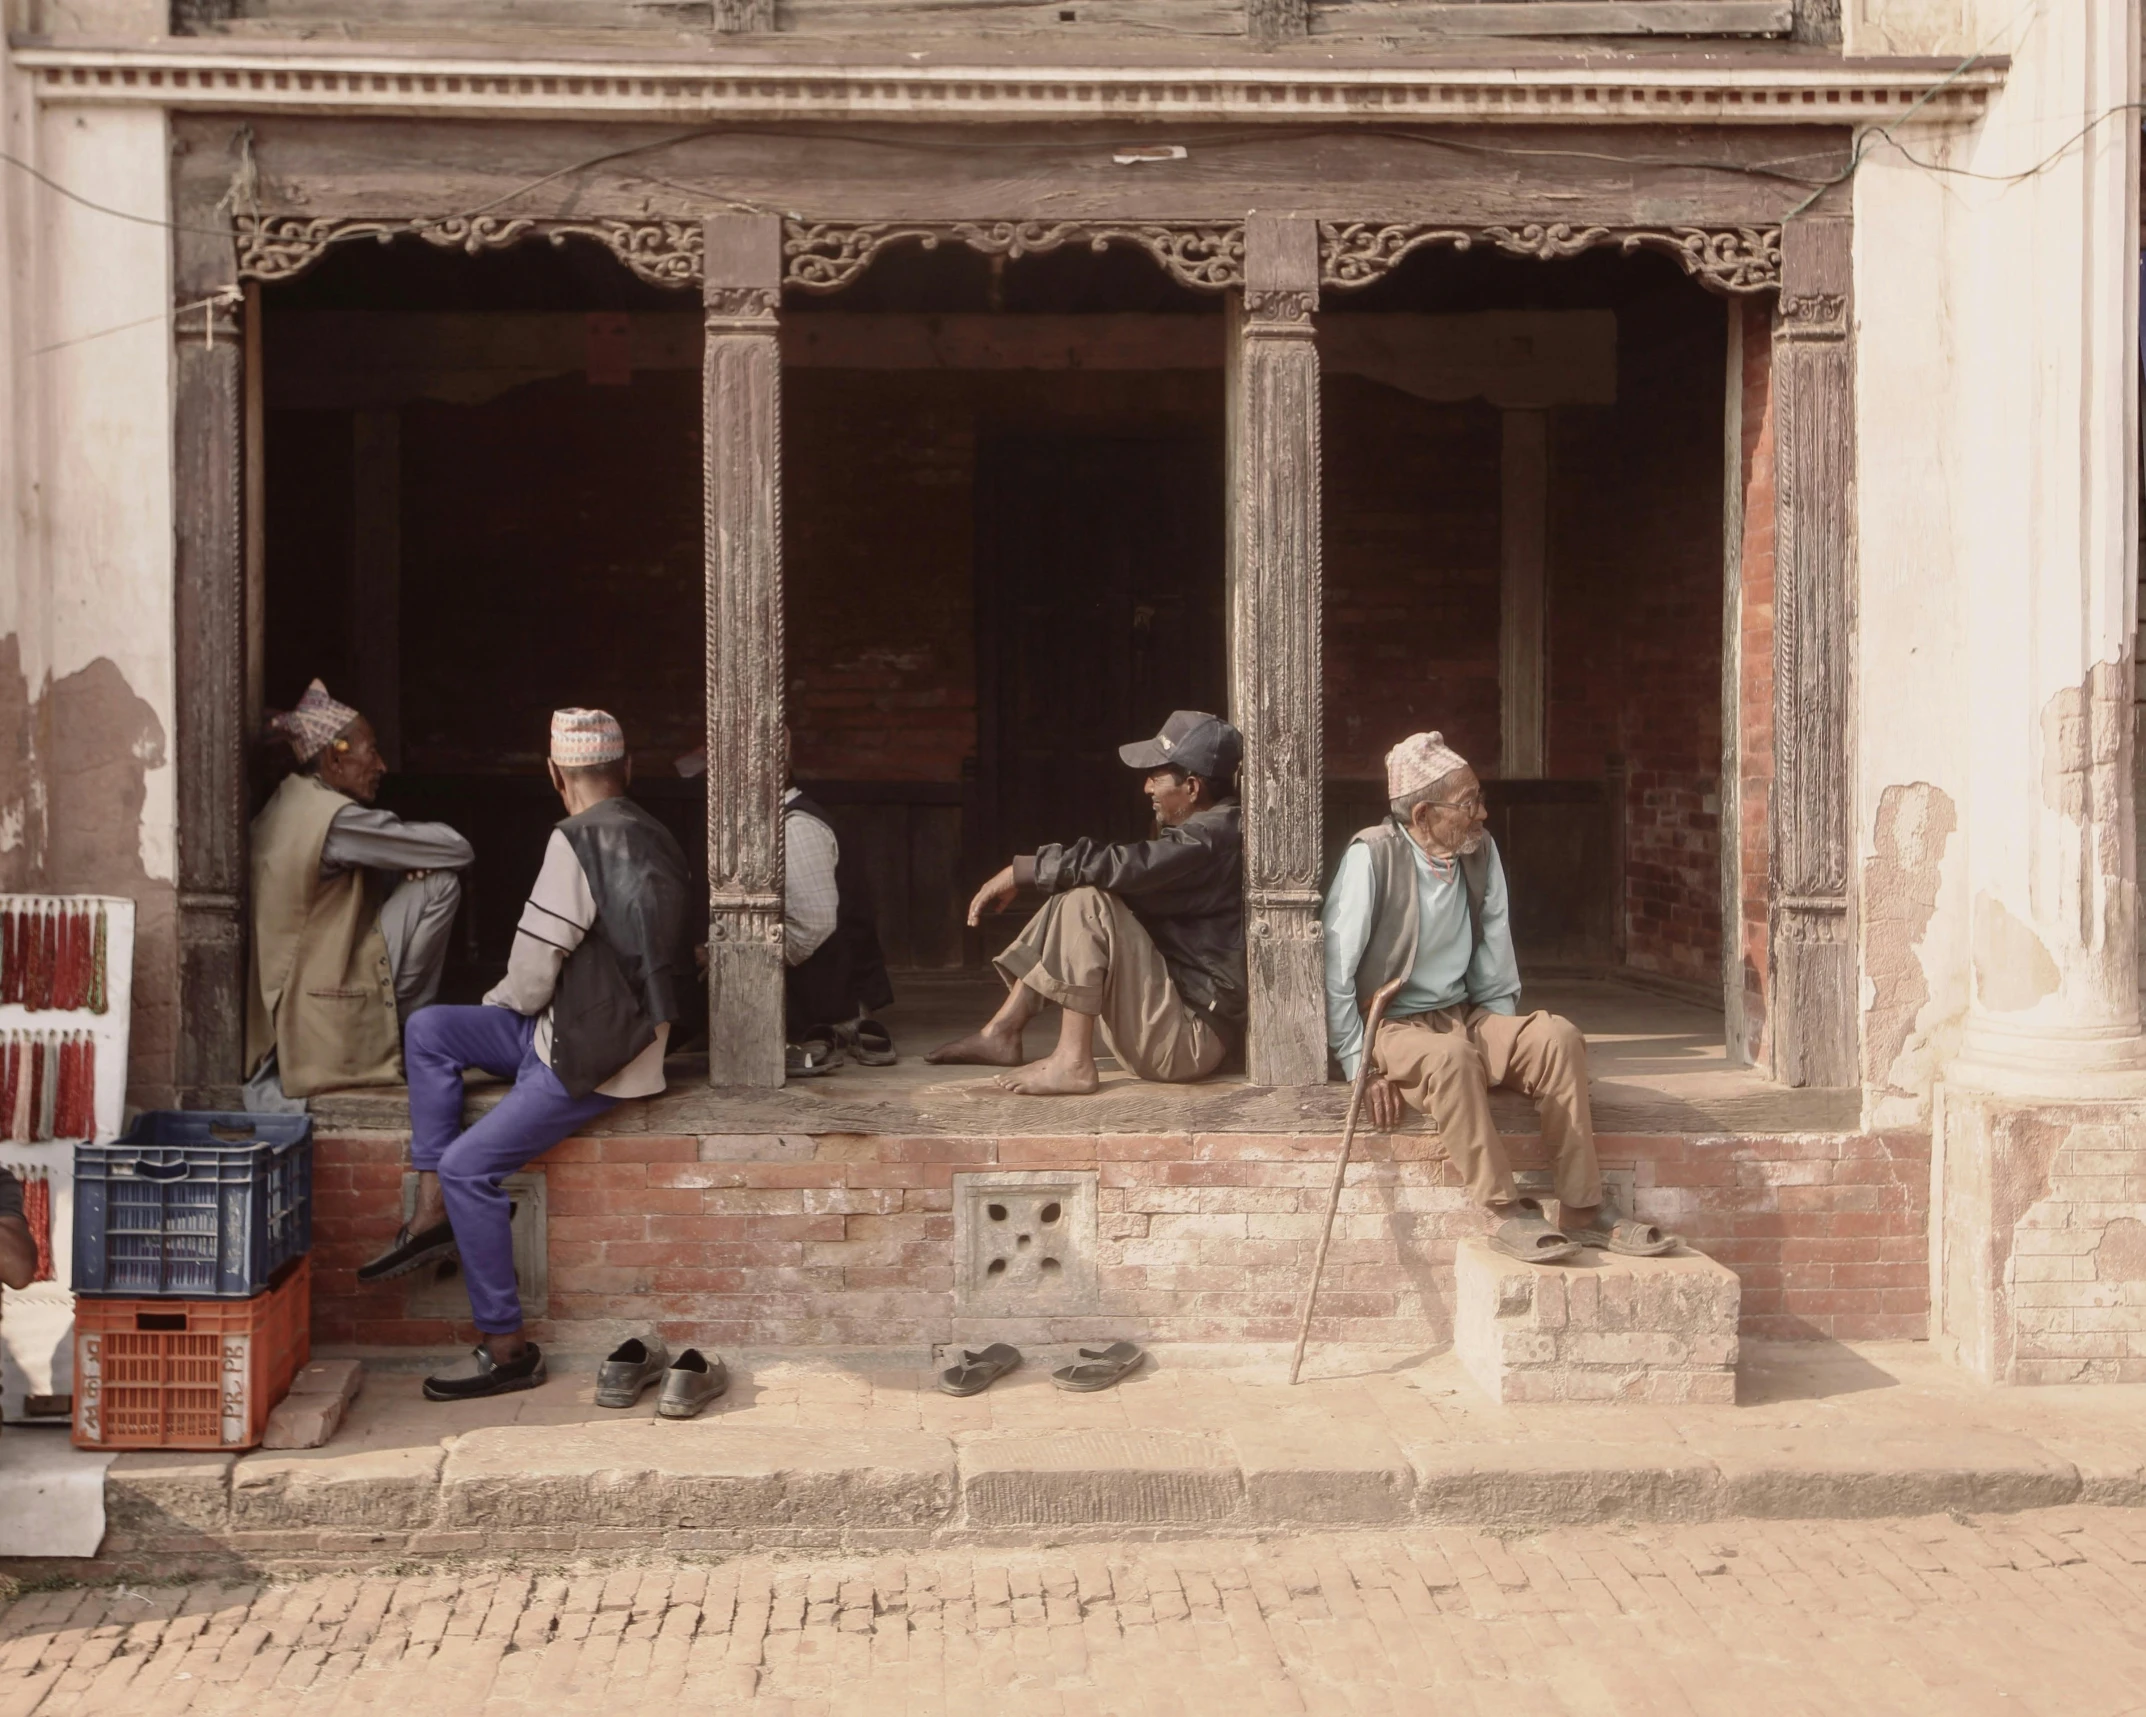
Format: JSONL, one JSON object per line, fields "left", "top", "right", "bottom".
{"left": 976, "top": 433, "right": 1227, "bottom": 864}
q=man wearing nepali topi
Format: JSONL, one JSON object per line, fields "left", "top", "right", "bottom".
{"left": 245, "top": 679, "right": 473, "bottom": 1110}
{"left": 1320, "top": 731, "right": 1677, "bottom": 1265}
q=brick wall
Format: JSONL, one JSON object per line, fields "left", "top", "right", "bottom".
{"left": 310, "top": 1124, "right": 1928, "bottom": 1351}
{"left": 1547, "top": 291, "right": 1727, "bottom": 988}
{"left": 1322, "top": 381, "right": 1503, "bottom": 779}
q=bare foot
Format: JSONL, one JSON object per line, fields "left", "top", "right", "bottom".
{"left": 926, "top": 1026, "right": 1026, "bottom": 1067}
{"left": 992, "top": 1058, "right": 1101, "bottom": 1096}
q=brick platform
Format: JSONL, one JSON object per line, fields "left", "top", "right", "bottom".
{"left": 306, "top": 1122, "right": 1929, "bottom": 1354}
{"left": 1453, "top": 1238, "right": 1741, "bottom": 1405}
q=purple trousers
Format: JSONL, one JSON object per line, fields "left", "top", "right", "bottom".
{"left": 405, "top": 1005, "right": 616, "bottom": 1334}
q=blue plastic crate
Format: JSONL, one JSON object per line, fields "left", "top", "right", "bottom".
{"left": 73, "top": 1111, "right": 313, "bottom": 1298}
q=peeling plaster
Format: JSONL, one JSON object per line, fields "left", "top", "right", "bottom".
{"left": 1973, "top": 892, "right": 2061, "bottom": 1013}
{"left": 1862, "top": 782, "right": 1957, "bottom": 1104}
{"left": 0, "top": 630, "right": 177, "bottom": 1101}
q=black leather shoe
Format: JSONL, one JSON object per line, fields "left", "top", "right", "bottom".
{"left": 422, "top": 1343, "right": 547, "bottom": 1401}
{"left": 656, "top": 1349, "right": 729, "bottom": 1419}
{"left": 596, "top": 1336, "right": 671, "bottom": 1408}
{"left": 357, "top": 1220, "right": 458, "bottom": 1284}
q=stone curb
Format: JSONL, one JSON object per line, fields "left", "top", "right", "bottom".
{"left": 61, "top": 1417, "right": 2138, "bottom": 1575}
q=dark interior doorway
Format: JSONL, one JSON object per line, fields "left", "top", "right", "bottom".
{"left": 974, "top": 432, "right": 1228, "bottom": 869}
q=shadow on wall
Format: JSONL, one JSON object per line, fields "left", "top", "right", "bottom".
{"left": 0, "top": 634, "right": 175, "bottom": 1105}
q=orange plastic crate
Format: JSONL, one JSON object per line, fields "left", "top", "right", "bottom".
{"left": 72, "top": 1255, "right": 310, "bottom": 1451}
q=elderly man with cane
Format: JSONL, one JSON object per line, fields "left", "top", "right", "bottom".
{"left": 1319, "top": 732, "right": 1675, "bottom": 1264}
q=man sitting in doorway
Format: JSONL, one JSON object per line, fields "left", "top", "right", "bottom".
{"left": 245, "top": 679, "right": 472, "bottom": 1110}
{"left": 927, "top": 709, "right": 1246, "bottom": 1096}
{"left": 1321, "top": 731, "right": 1673, "bottom": 1262}
{"left": 783, "top": 782, "right": 896, "bottom": 1074}
{"left": 359, "top": 708, "right": 697, "bottom": 1401}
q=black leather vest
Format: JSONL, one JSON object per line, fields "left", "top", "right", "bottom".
{"left": 550, "top": 797, "right": 695, "bottom": 1098}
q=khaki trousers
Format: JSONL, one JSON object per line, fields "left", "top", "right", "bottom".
{"left": 1371, "top": 1006, "right": 1601, "bottom": 1210}
{"left": 995, "top": 887, "right": 1226, "bottom": 1084}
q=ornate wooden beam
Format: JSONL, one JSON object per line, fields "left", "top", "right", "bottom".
{"left": 702, "top": 213, "right": 788, "bottom": 1089}
{"left": 1229, "top": 212, "right": 1328, "bottom": 1088}
{"left": 1320, "top": 221, "right": 1784, "bottom": 296}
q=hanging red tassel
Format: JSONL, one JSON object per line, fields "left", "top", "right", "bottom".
{"left": 20, "top": 1172, "right": 52, "bottom": 1282}
{"left": 55, "top": 1036, "right": 74, "bottom": 1139}
{"left": 89, "top": 904, "right": 108, "bottom": 1015}
{"left": 0, "top": 1037, "right": 14, "bottom": 1145}
{"left": 51, "top": 910, "right": 72, "bottom": 1012}
{"left": 1, "top": 906, "right": 16, "bottom": 1006}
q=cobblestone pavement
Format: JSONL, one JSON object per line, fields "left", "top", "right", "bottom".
{"left": 8, "top": 1507, "right": 2146, "bottom": 1714}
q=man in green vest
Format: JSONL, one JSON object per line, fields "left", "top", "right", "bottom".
{"left": 244, "top": 679, "right": 473, "bottom": 1108}
{"left": 1320, "top": 731, "right": 1675, "bottom": 1263}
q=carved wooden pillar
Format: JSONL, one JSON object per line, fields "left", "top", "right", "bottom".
{"left": 703, "top": 214, "right": 788, "bottom": 1088}
{"left": 1247, "top": 0, "right": 1308, "bottom": 46}
{"left": 1768, "top": 219, "right": 1856, "bottom": 1088}
{"left": 172, "top": 235, "right": 248, "bottom": 1104}
{"left": 1227, "top": 213, "right": 1327, "bottom": 1087}
{"left": 1499, "top": 408, "right": 1550, "bottom": 779}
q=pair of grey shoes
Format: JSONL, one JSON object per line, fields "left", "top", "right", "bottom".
{"left": 595, "top": 1337, "right": 728, "bottom": 1419}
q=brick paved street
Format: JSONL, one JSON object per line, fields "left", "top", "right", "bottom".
{"left": 7, "top": 1506, "right": 2146, "bottom": 1714}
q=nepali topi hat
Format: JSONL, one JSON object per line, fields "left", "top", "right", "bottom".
{"left": 550, "top": 708, "right": 626, "bottom": 767}
{"left": 1385, "top": 731, "right": 1470, "bottom": 802}
{"left": 268, "top": 679, "right": 362, "bottom": 764}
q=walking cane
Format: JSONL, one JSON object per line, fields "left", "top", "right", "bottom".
{"left": 1289, "top": 976, "right": 1407, "bottom": 1386}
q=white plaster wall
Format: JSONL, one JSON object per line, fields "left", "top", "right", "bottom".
{"left": 1857, "top": 0, "right": 2144, "bottom": 1109}
{"left": 27, "top": 103, "right": 176, "bottom": 885}
{"left": 1853, "top": 123, "right": 1972, "bottom": 1128}
{"left": 1844, "top": 0, "right": 1972, "bottom": 56}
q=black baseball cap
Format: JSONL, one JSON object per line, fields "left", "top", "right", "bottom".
{"left": 1118, "top": 710, "right": 1243, "bottom": 783}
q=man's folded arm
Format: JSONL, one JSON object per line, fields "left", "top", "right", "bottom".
{"left": 321, "top": 804, "right": 476, "bottom": 873}
{"left": 1320, "top": 842, "right": 1377, "bottom": 1081}
{"left": 1030, "top": 829, "right": 1216, "bottom": 897}
{"left": 483, "top": 830, "right": 594, "bottom": 1015}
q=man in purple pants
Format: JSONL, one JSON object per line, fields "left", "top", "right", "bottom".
{"left": 358, "top": 708, "right": 695, "bottom": 1402}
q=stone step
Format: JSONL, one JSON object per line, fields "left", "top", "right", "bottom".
{"left": 51, "top": 1342, "right": 2145, "bottom": 1577}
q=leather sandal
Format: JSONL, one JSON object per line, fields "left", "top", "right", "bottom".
{"left": 937, "top": 1343, "right": 1021, "bottom": 1396}
{"left": 1050, "top": 1341, "right": 1146, "bottom": 1392}
{"left": 840, "top": 1018, "right": 898, "bottom": 1067}
{"left": 1570, "top": 1212, "right": 1681, "bottom": 1257}
{"left": 1490, "top": 1197, "right": 1580, "bottom": 1265}
{"left": 786, "top": 1032, "right": 844, "bottom": 1078}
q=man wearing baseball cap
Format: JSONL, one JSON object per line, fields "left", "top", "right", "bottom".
{"left": 1321, "top": 731, "right": 1676, "bottom": 1264}
{"left": 928, "top": 709, "right": 1246, "bottom": 1096}
{"left": 359, "top": 708, "right": 697, "bottom": 1401}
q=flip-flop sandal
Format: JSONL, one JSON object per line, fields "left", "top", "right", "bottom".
{"left": 1051, "top": 1341, "right": 1146, "bottom": 1392}
{"left": 1491, "top": 1198, "right": 1581, "bottom": 1265}
{"left": 937, "top": 1343, "right": 1022, "bottom": 1397}
{"left": 843, "top": 1019, "right": 898, "bottom": 1067}
{"left": 786, "top": 1033, "right": 845, "bottom": 1078}
{"left": 1572, "top": 1216, "right": 1682, "bottom": 1257}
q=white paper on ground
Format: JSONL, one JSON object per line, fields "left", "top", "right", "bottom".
{"left": 0, "top": 1427, "right": 111, "bottom": 1557}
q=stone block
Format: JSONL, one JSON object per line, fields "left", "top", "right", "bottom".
{"left": 952, "top": 1170, "right": 1099, "bottom": 1314}
{"left": 261, "top": 1393, "right": 346, "bottom": 1450}
{"left": 1226, "top": 1418, "right": 1413, "bottom": 1524}
{"left": 1454, "top": 1238, "right": 1740, "bottom": 1406}
{"left": 438, "top": 1424, "right": 955, "bottom": 1533}
{"left": 960, "top": 1429, "right": 1242, "bottom": 1526}
{"left": 232, "top": 1445, "right": 445, "bottom": 1531}
{"left": 287, "top": 1358, "right": 365, "bottom": 1405}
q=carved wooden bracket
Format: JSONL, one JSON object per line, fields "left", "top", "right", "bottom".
{"left": 1320, "top": 221, "right": 1784, "bottom": 296}
{"left": 233, "top": 213, "right": 705, "bottom": 289}
{"left": 781, "top": 220, "right": 1246, "bottom": 295}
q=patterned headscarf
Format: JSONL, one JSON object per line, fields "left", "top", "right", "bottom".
{"left": 1385, "top": 731, "right": 1471, "bottom": 803}
{"left": 550, "top": 708, "right": 626, "bottom": 767}
{"left": 268, "top": 679, "right": 361, "bottom": 764}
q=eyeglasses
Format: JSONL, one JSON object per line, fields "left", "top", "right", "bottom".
{"left": 1426, "top": 793, "right": 1485, "bottom": 814}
